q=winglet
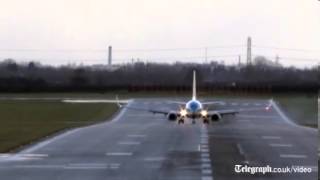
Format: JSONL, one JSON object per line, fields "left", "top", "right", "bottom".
{"left": 116, "top": 95, "right": 122, "bottom": 108}
{"left": 266, "top": 98, "right": 273, "bottom": 111}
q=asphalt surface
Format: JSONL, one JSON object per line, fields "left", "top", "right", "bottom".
{"left": 0, "top": 98, "right": 317, "bottom": 180}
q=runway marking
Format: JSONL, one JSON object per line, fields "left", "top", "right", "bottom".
{"left": 242, "top": 103, "right": 249, "bottom": 106}
{"left": 201, "top": 148, "right": 209, "bottom": 153}
{"left": 20, "top": 154, "right": 49, "bottom": 158}
{"left": 201, "top": 144, "right": 208, "bottom": 148}
{"left": 202, "top": 163, "right": 211, "bottom": 168}
{"left": 118, "top": 141, "right": 141, "bottom": 145}
{"left": 201, "top": 158, "right": 211, "bottom": 163}
{"left": 202, "top": 176, "right": 213, "bottom": 180}
{"left": 0, "top": 154, "right": 11, "bottom": 158}
{"left": 280, "top": 154, "right": 307, "bottom": 159}
{"left": 231, "top": 103, "right": 238, "bottom": 106}
{"left": 65, "top": 163, "right": 108, "bottom": 170}
{"left": 202, "top": 169, "right": 212, "bottom": 174}
{"left": 14, "top": 165, "right": 63, "bottom": 169}
{"left": 262, "top": 136, "right": 281, "bottom": 140}
{"left": 269, "top": 144, "right": 293, "bottom": 147}
{"left": 237, "top": 115, "right": 279, "bottom": 119}
{"left": 201, "top": 153, "right": 210, "bottom": 158}
{"left": 106, "top": 152, "right": 133, "bottom": 156}
{"left": 128, "top": 134, "right": 146, "bottom": 138}
{"left": 254, "top": 103, "right": 262, "bottom": 106}
{"left": 200, "top": 126, "right": 214, "bottom": 180}
{"left": 109, "top": 163, "right": 121, "bottom": 169}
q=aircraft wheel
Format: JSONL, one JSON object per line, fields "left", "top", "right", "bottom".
{"left": 178, "top": 119, "right": 184, "bottom": 124}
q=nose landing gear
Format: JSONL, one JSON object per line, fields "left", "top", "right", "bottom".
{"left": 203, "top": 119, "right": 209, "bottom": 124}
{"left": 178, "top": 118, "right": 185, "bottom": 124}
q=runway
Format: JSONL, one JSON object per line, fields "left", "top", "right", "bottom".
{"left": 0, "top": 99, "right": 317, "bottom": 180}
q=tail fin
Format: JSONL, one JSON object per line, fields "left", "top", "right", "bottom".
{"left": 192, "top": 70, "right": 196, "bottom": 100}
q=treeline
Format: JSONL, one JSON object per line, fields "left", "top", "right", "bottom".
{"left": 0, "top": 57, "right": 319, "bottom": 93}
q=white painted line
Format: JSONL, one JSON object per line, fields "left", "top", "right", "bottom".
{"left": 231, "top": 103, "right": 238, "bottom": 106}
{"left": 201, "top": 158, "right": 211, "bottom": 163}
{"left": 118, "top": 141, "right": 141, "bottom": 145}
{"left": 68, "top": 163, "right": 107, "bottom": 166}
{"left": 64, "top": 166, "right": 107, "bottom": 170}
{"left": 202, "top": 169, "right": 212, "bottom": 174}
{"left": 255, "top": 103, "right": 261, "bottom": 106}
{"left": 15, "top": 165, "right": 62, "bottom": 169}
{"left": 242, "top": 103, "right": 249, "bottom": 106}
{"left": 280, "top": 154, "right": 307, "bottom": 159}
{"left": 65, "top": 163, "right": 108, "bottom": 169}
{"left": 106, "top": 152, "right": 133, "bottom": 156}
{"left": 237, "top": 115, "right": 278, "bottom": 119}
{"left": 269, "top": 144, "right": 293, "bottom": 147}
{"left": 201, "top": 149, "right": 209, "bottom": 153}
{"left": 109, "top": 163, "right": 120, "bottom": 169}
{"left": 201, "top": 153, "right": 210, "bottom": 158}
{"left": 202, "top": 176, "right": 213, "bottom": 180}
{"left": 201, "top": 144, "right": 208, "bottom": 148}
{"left": 201, "top": 135, "right": 209, "bottom": 138}
{"left": 202, "top": 163, "right": 211, "bottom": 168}
{"left": 20, "top": 154, "right": 49, "bottom": 158}
{"left": 0, "top": 154, "right": 11, "bottom": 158}
{"left": 262, "top": 136, "right": 281, "bottom": 140}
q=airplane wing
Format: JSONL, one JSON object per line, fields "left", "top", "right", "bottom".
{"left": 208, "top": 102, "right": 272, "bottom": 116}
{"left": 201, "top": 101, "right": 225, "bottom": 105}
{"left": 166, "top": 100, "right": 187, "bottom": 105}
{"left": 123, "top": 105, "right": 172, "bottom": 115}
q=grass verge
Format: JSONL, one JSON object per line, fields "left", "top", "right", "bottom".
{"left": 0, "top": 100, "right": 118, "bottom": 153}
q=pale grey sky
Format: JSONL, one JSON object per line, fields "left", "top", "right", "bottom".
{"left": 0, "top": 0, "right": 319, "bottom": 67}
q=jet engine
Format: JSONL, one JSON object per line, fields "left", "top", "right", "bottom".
{"left": 210, "top": 113, "right": 222, "bottom": 121}
{"left": 167, "top": 112, "right": 178, "bottom": 121}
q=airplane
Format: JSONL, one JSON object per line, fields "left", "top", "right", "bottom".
{"left": 63, "top": 70, "right": 271, "bottom": 125}
{"left": 115, "top": 70, "right": 272, "bottom": 124}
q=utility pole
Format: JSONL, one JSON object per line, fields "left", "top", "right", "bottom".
{"left": 247, "top": 37, "right": 252, "bottom": 66}
{"left": 108, "top": 46, "right": 112, "bottom": 66}
{"left": 238, "top": 55, "right": 241, "bottom": 67}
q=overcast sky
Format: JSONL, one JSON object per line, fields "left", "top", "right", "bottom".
{"left": 0, "top": 0, "right": 319, "bottom": 67}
